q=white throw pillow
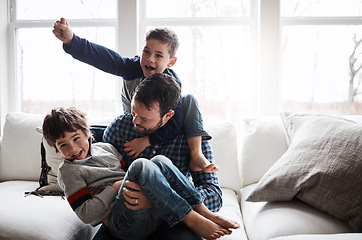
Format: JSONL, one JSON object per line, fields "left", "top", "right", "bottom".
{"left": 240, "top": 116, "right": 288, "bottom": 186}
{"left": 0, "top": 112, "right": 44, "bottom": 181}
{"left": 206, "top": 122, "right": 241, "bottom": 191}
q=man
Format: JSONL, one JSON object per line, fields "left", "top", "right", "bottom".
{"left": 94, "top": 73, "right": 222, "bottom": 240}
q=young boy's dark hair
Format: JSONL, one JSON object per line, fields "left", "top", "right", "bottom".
{"left": 146, "top": 28, "right": 179, "bottom": 58}
{"left": 134, "top": 73, "right": 181, "bottom": 117}
{"left": 42, "top": 107, "right": 91, "bottom": 150}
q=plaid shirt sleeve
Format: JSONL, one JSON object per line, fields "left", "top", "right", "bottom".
{"left": 190, "top": 142, "right": 222, "bottom": 212}
{"left": 103, "top": 114, "right": 223, "bottom": 212}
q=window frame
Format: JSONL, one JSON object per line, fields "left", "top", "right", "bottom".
{"left": 6, "top": 0, "right": 120, "bottom": 114}
{"left": 4, "top": 0, "right": 362, "bottom": 133}
{"left": 280, "top": 4, "right": 362, "bottom": 113}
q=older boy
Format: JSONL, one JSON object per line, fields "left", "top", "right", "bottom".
{"left": 52, "top": 17, "right": 218, "bottom": 173}
{"left": 42, "top": 107, "right": 238, "bottom": 240}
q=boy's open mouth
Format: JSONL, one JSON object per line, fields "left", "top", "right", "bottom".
{"left": 72, "top": 150, "right": 83, "bottom": 160}
{"left": 145, "top": 65, "right": 155, "bottom": 71}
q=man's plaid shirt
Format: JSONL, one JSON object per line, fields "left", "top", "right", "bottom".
{"left": 103, "top": 114, "right": 222, "bottom": 212}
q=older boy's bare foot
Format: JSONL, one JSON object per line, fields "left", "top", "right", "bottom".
{"left": 190, "top": 154, "right": 219, "bottom": 173}
{"left": 183, "top": 210, "right": 231, "bottom": 240}
{"left": 203, "top": 163, "right": 219, "bottom": 173}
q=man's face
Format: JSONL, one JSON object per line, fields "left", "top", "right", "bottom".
{"left": 140, "top": 39, "right": 177, "bottom": 78}
{"left": 55, "top": 129, "right": 90, "bottom": 161}
{"left": 131, "top": 98, "right": 164, "bottom": 135}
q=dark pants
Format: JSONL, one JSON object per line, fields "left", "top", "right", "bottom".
{"left": 93, "top": 221, "right": 201, "bottom": 240}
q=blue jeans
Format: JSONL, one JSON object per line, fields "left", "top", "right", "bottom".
{"left": 93, "top": 221, "right": 202, "bottom": 240}
{"left": 182, "top": 94, "right": 211, "bottom": 140}
{"left": 107, "top": 155, "right": 204, "bottom": 240}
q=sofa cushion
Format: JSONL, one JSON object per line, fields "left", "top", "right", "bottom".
{"left": 241, "top": 184, "right": 351, "bottom": 240}
{"left": 0, "top": 181, "right": 98, "bottom": 240}
{"left": 0, "top": 112, "right": 44, "bottom": 181}
{"left": 218, "top": 188, "right": 248, "bottom": 240}
{"left": 246, "top": 113, "right": 362, "bottom": 232}
{"left": 240, "top": 117, "right": 288, "bottom": 186}
{"left": 271, "top": 233, "right": 362, "bottom": 240}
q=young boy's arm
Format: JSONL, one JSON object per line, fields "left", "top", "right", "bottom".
{"left": 58, "top": 166, "right": 119, "bottom": 226}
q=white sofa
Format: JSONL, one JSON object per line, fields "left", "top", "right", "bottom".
{"left": 0, "top": 112, "right": 361, "bottom": 240}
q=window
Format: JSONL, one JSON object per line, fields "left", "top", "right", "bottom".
{"left": 281, "top": 0, "right": 362, "bottom": 114}
{"left": 6, "top": 0, "right": 362, "bottom": 132}
{"left": 140, "top": 0, "right": 258, "bottom": 124}
{"left": 9, "top": 0, "right": 119, "bottom": 122}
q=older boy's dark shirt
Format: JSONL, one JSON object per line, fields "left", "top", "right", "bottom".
{"left": 63, "top": 34, "right": 183, "bottom": 145}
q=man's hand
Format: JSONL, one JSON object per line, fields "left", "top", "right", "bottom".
{"left": 124, "top": 136, "right": 150, "bottom": 158}
{"left": 122, "top": 181, "right": 153, "bottom": 210}
{"left": 53, "top": 17, "right": 73, "bottom": 45}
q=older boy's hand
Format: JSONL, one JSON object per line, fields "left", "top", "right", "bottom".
{"left": 124, "top": 136, "right": 150, "bottom": 158}
{"left": 122, "top": 181, "right": 153, "bottom": 210}
{"left": 53, "top": 17, "right": 73, "bottom": 46}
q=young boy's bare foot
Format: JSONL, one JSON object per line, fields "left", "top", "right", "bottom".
{"left": 183, "top": 210, "right": 232, "bottom": 240}
{"left": 190, "top": 154, "right": 219, "bottom": 173}
{"left": 193, "top": 204, "right": 240, "bottom": 230}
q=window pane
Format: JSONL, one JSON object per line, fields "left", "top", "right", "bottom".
{"left": 17, "top": 27, "right": 120, "bottom": 121}
{"left": 160, "top": 25, "right": 257, "bottom": 121}
{"left": 145, "top": 0, "right": 250, "bottom": 18}
{"left": 281, "top": 0, "right": 362, "bottom": 17}
{"left": 15, "top": 0, "right": 117, "bottom": 20}
{"left": 281, "top": 25, "right": 362, "bottom": 114}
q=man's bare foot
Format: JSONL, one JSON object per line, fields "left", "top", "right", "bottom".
{"left": 207, "top": 214, "right": 240, "bottom": 230}
{"left": 183, "top": 210, "right": 232, "bottom": 240}
{"left": 190, "top": 154, "right": 219, "bottom": 173}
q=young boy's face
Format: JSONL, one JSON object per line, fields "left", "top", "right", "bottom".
{"left": 55, "top": 129, "right": 90, "bottom": 161}
{"left": 140, "top": 39, "right": 177, "bottom": 78}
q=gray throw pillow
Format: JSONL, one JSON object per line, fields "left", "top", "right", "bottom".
{"left": 246, "top": 113, "right": 362, "bottom": 232}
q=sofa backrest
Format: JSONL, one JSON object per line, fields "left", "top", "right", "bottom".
{"left": 0, "top": 112, "right": 241, "bottom": 192}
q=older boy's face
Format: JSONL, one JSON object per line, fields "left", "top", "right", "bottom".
{"left": 55, "top": 129, "right": 90, "bottom": 161}
{"left": 131, "top": 98, "right": 165, "bottom": 135}
{"left": 140, "top": 39, "right": 177, "bottom": 77}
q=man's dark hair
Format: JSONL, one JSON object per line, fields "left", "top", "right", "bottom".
{"left": 42, "top": 107, "right": 91, "bottom": 149}
{"left": 146, "top": 28, "right": 179, "bottom": 57}
{"left": 134, "top": 73, "right": 181, "bottom": 117}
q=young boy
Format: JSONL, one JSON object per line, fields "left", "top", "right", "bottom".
{"left": 42, "top": 107, "right": 239, "bottom": 240}
{"left": 52, "top": 17, "right": 218, "bottom": 173}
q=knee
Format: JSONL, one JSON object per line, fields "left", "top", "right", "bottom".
{"left": 150, "top": 155, "right": 172, "bottom": 167}
{"left": 182, "top": 94, "right": 197, "bottom": 105}
{"left": 129, "top": 158, "right": 151, "bottom": 173}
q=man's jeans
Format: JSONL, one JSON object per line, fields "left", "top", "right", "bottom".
{"left": 107, "top": 155, "right": 204, "bottom": 240}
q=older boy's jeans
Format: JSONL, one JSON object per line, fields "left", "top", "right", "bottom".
{"left": 182, "top": 94, "right": 211, "bottom": 140}
{"left": 107, "top": 155, "right": 204, "bottom": 240}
